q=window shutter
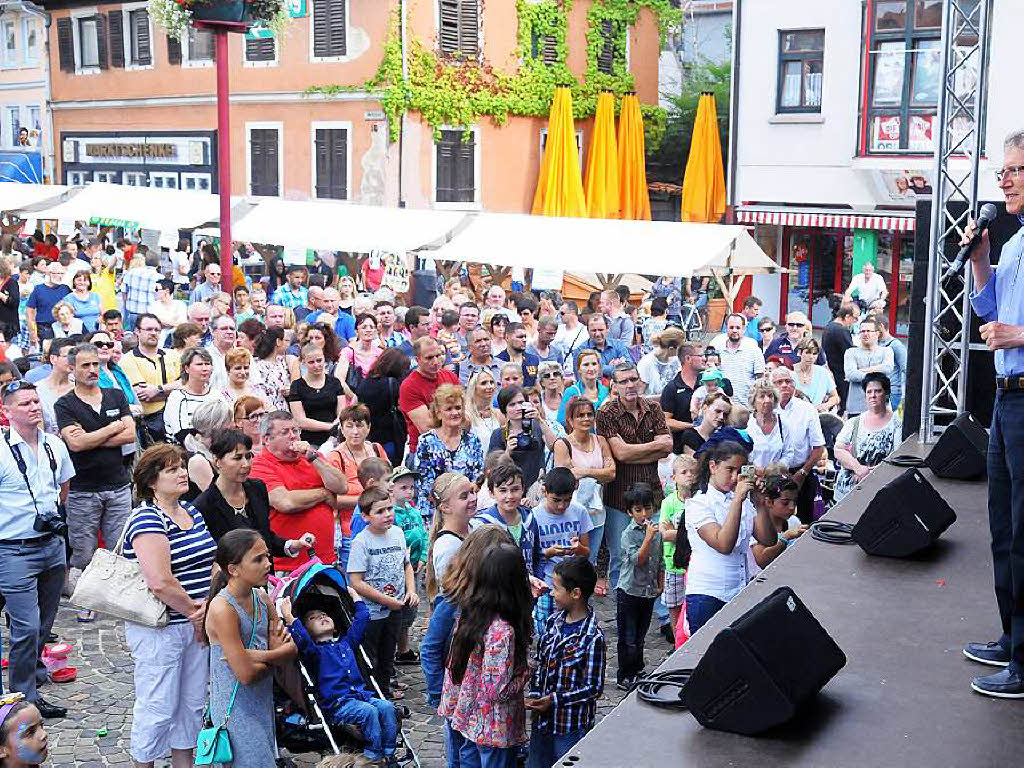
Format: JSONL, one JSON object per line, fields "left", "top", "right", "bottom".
{"left": 245, "top": 35, "right": 275, "bottom": 62}
{"left": 438, "top": 0, "right": 459, "bottom": 56}
{"left": 134, "top": 10, "right": 152, "bottom": 65}
{"left": 436, "top": 130, "right": 456, "bottom": 201}
{"left": 107, "top": 12, "right": 124, "bottom": 68}
{"left": 96, "top": 15, "right": 109, "bottom": 69}
{"left": 313, "top": 0, "right": 345, "bottom": 57}
{"left": 436, "top": 130, "right": 474, "bottom": 203}
{"left": 597, "top": 19, "right": 615, "bottom": 74}
{"left": 166, "top": 34, "right": 181, "bottom": 65}
{"left": 329, "top": 0, "right": 346, "bottom": 56}
{"left": 251, "top": 129, "right": 279, "bottom": 196}
{"left": 454, "top": 131, "right": 475, "bottom": 202}
{"left": 56, "top": 17, "right": 74, "bottom": 72}
{"left": 314, "top": 129, "right": 348, "bottom": 199}
{"left": 314, "top": 129, "right": 329, "bottom": 198}
{"left": 458, "top": 0, "right": 479, "bottom": 58}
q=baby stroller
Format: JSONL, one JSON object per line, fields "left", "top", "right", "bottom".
{"left": 269, "top": 560, "right": 420, "bottom": 766}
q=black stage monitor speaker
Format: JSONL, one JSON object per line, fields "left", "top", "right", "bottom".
{"left": 682, "top": 587, "right": 846, "bottom": 735}
{"left": 925, "top": 411, "right": 988, "bottom": 480}
{"left": 852, "top": 468, "right": 957, "bottom": 557}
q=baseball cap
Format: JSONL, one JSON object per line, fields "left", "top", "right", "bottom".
{"left": 391, "top": 466, "right": 420, "bottom": 483}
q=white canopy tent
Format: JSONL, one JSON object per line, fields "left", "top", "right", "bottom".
{"left": 230, "top": 198, "right": 467, "bottom": 253}
{"left": 421, "top": 211, "right": 785, "bottom": 303}
{"left": 0, "top": 182, "right": 72, "bottom": 212}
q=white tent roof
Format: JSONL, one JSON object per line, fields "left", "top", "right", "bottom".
{"left": 230, "top": 198, "right": 467, "bottom": 253}
{"left": 19, "top": 182, "right": 222, "bottom": 231}
{"left": 0, "top": 182, "right": 71, "bottom": 212}
{"left": 423, "top": 212, "right": 784, "bottom": 277}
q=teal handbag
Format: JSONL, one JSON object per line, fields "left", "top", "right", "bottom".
{"left": 195, "top": 590, "right": 260, "bottom": 766}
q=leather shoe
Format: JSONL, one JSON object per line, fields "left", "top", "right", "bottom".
{"left": 35, "top": 696, "right": 67, "bottom": 719}
{"left": 963, "top": 640, "right": 1010, "bottom": 667}
{"left": 971, "top": 667, "right": 1024, "bottom": 699}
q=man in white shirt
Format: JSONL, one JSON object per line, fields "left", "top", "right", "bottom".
{"left": 843, "top": 262, "right": 888, "bottom": 313}
{"left": 554, "top": 301, "right": 588, "bottom": 360}
{"left": 772, "top": 366, "right": 825, "bottom": 524}
{"left": 205, "top": 315, "right": 235, "bottom": 391}
{"left": 715, "top": 313, "right": 765, "bottom": 407}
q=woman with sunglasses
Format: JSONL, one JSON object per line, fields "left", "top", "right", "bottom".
{"left": 535, "top": 360, "right": 564, "bottom": 423}
{"left": 556, "top": 348, "right": 609, "bottom": 426}
{"left": 637, "top": 327, "right": 684, "bottom": 398}
{"left": 194, "top": 428, "right": 315, "bottom": 558}
{"left": 92, "top": 331, "right": 140, "bottom": 416}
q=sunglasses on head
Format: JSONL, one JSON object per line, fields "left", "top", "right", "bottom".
{"left": 0, "top": 380, "right": 33, "bottom": 398}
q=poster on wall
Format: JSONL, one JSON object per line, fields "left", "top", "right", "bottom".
{"left": 531, "top": 266, "right": 564, "bottom": 291}
{"left": 380, "top": 252, "right": 410, "bottom": 293}
{"left": 908, "top": 115, "right": 934, "bottom": 152}
{"left": 872, "top": 115, "right": 901, "bottom": 152}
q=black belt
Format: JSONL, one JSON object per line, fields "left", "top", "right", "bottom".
{"left": 0, "top": 532, "right": 54, "bottom": 546}
{"left": 996, "top": 375, "right": 1024, "bottom": 391}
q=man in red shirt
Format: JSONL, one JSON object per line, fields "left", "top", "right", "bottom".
{"left": 250, "top": 411, "right": 348, "bottom": 571}
{"left": 399, "top": 336, "right": 458, "bottom": 455}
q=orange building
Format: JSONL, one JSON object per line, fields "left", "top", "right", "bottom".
{"left": 41, "top": 0, "right": 660, "bottom": 213}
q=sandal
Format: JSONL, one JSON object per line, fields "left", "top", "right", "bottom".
{"left": 394, "top": 650, "right": 420, "bottom": 665}
{"left": 594, "top": 579, "right": 609, "bottom": 597}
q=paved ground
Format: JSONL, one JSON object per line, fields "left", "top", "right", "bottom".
{"left": 30, "top": 590, "right": 674, "bottom": 767}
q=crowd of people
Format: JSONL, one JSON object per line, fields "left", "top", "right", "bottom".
{"left": 0, "top": 230, "right": 909, "bottom": 768}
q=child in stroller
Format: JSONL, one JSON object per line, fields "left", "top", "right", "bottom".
{"left": 281, "top": 588, "right": 400, "bottom": 767}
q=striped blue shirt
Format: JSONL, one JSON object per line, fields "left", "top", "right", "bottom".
{"left": 122, "top": 502, "right": 217, "bottom": 624}
{"left": 970, "top": 221, "right": 1024, "bottom": 376}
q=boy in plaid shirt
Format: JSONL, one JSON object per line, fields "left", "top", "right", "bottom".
{"left": 526, "top": 556, "right": 606, "bottom": 768}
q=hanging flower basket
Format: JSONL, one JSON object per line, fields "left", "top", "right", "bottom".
{"left": 150, "top": 0, "right": 288, "bottom": 40}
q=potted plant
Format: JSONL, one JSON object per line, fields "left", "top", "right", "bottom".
{"left": 149, "top": 0, "right": 288, "bottom": 39}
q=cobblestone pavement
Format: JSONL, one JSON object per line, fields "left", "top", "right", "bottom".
{"left": 32, "top": 590, "right": 674, "bottom": 767}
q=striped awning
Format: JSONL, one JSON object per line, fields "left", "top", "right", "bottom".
{"left": 736, "top": 206, "right": 915, "bottom": 232}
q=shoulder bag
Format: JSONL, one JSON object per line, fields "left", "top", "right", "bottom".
{"left": 70, "top": 507, "right": 169, "bottom": 628}
{"left": 196, "top": 589, "right": 261, "bottom": 765}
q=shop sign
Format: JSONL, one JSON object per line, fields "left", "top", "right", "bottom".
{"left": 85, "top": 143, "right": 177, "bottom": 159}
{"left": 90, "top": 216, "right": 139, "bottom": 229}
{"left": 246, "top": 26, "right": 274, "bottom": 40}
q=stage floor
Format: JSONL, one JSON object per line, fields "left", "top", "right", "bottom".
{"left": 566, "top": 436, "right": 1024, "bottom": 767}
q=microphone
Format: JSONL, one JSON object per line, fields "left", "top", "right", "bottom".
{"left": 942, "top": 203, "right": 998, "bottom": 280}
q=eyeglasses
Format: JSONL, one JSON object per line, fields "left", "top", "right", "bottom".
{"left": 760, "top": 326, "right": 775, "bottom": 333}
{"left": 246, "top": 411, "right": 268, "bottom": 421}
{"left": 93, "top": 341, "right": 114, "bottom": 349}
{"left": 540, "top": 372, "right": 560, "bottom": 379}
{"left": 786, "top": 322, "right": 803, "bottom": 327}
{"left": 995, "top": 165, "right": 1024, "bottom": 182}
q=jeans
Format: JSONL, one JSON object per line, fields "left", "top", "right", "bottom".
{"left": 685, "top": 594, "right": 727, "bottom": 634}
{"left": 987, "top": 389, "right": 1024, "bottom": 673}
{"left": 0, "top": 535, "right": 64, "bottom": 701}
{"left": 421, "top": 595, "right": 459, "bottom": 706}
{"left": 333, "top": 697, "right": 397, "bottom": 759}
{"left": 458, "top": 737, "right": 517, "bottom": 768}
{"left": 445, "top": 720, "right": 465, "bottom": 768}
{"left": 363, "top": 611, "right": 402, "bottom": 698}
{"left": 66, "top": 484, "right": 132, "bottom": 570}
{"left": 586, "top": 523, "right": 604, "bottom": 569}
{"left": 336, "top": 533, "right": 351, "bottom": 572}
{"left": 615, "top": 588, "right": 654, "bottom": 682}
{"left": 528, "top": 728, "right": 588, "bottom": 768}
{"left": 603, "top": 507, "right": 631, "bottom": 589}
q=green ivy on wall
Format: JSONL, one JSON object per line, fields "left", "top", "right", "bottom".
{"left": 305, "top": 0, "right": 680, "bottom": 148}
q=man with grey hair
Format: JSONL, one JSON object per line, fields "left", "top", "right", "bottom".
{"left": 122, "top": 251, "right": 163, "bottom": 331}
{"left": 54, "top": 343, "right": 135, "bottom": 620}
{"left": 250, "top": 410, "right": 348, "bottom": 571}
{"left": 960, "top": 128, "right": 1024, "bottom": 697}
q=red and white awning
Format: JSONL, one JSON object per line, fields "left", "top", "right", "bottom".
{"left": 736, "top": 206, "right": 915, "bottom": 232}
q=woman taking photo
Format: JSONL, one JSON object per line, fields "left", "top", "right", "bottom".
{"left": 465, "top": 370, "right": 501, "bottom": 449}
{"left": 746, "top": 380, "right": 793, "bottom": 468}
{"left": 250, "top": 327, "right": 294, "bottom": 411}
{"left": 489, "top": 385, "right": 554, "bottom": 491}
{"left": 684, "top": 441, "right": 777, "bottom": 632}
{"left": 679, "top": 392, "right": 732, "bottom": 456}
{"left": 552, "top": 395, "right": 616, "bottom": 596}
{"left": 416, "top": 384, "right": 484, "bottom": 521}
{"left": 556, "top": 349, "right": 610, "bottom": 425}
{"left": 287, "top": 343, "right": 343, "bottom": 446}
{"left": 233, "top": 396, "right": 268, "bottom": 451}
{"left": 535, "top": 361, "right": 564, "bottom": 423}
{"left": 833, "top": 373, "right": 901, "bottom": 502}
{"left": 121, "top": 444, "right": 217, "bottom": 768}
{"left": 221, "top": 347, "right": 258, "bottom": 404}
{"left": 66, "top": 269, "right": 100, "bottom": 332}
{"left": 195, "top": 429, "right": 315, "bottom": 561}
{"left": 203, "top": 529, "right": 297, "bottom": 768}
{"left": 182, "top": 399, "right": 234, "bottom": 501}
{"left": 794, "top": 338, "right": 840, "bottom": 412}
{"left": 353, "top": 347, "right": 410, "bottom": 466}
{"left": 336, "top": 312, "right": 382, "bottom": 387}
{"left": 164, "top": 347, "right": 219, "bottom": 443}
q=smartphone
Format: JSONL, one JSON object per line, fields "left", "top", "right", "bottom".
{"left": 740, "top": 465, "right": 755, "bottom": 480}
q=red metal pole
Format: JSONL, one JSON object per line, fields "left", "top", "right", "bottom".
{"left": 215, "top": 28, "right": 233, "bottom": 295}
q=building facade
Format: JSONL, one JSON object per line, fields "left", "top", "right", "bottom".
{"left": 731, "top": 0, "right": 1013, "bottom": 339}
{"left": 659, "top": 0, "right": 731, "bottom": 110}
{"left": 0, "top": 1, "right": 50, "bottom": 180}
{"left": 42, "top": 0, "right": 660, "bottom": 214}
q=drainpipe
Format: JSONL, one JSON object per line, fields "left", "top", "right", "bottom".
{"left": 726, "top": 0, "right": 741, "bottom": 215}
{"left": 13, "top": 1, "right": 52, "bottom": 183}
{"left": 397, "top": 0, "right": 408, "bottom": 208}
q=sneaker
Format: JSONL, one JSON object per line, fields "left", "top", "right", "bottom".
{"left": 394, "top": 649, "right": 420, "bottom": 665}
{"left": 660, "top": 623, "right": 675, "bottom": 645}
{"left": 963, "top": 641, "right": 1010, "bottom": 667}
{"left": 35, "top": 697, "right": 66, "bottom": 719}
{"left": 615, "top": 677, "right": 633, "bottom": 692}
{"left": 971, "top": 667, "right": 1024, "bottom": 698}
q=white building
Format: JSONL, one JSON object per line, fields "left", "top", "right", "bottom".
{"left": 730, "top": 0, "right": 1014, "bottom": 340}
{"left": 659, "top": 1, "right": 733, "bottom": 110}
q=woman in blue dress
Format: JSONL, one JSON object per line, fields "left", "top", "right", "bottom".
{"left": 66, "top": 268, "right": 101, "bottom": 331}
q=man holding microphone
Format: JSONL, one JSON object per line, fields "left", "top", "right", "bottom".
{"left": 962, "top": 129, "right": 1024, "bottom": 698}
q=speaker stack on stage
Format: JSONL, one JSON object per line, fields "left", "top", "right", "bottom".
{"left": 851, "top": 468, "right": 958, "bottom": 558}
{"left": 682, "top": 587, "right": 846, "bottom": 735}
{"left": 925, "top": 411, "right": 988, "bottom": 480}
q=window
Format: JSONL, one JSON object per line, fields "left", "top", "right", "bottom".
{"left": 22, "top": 19, "right": 38, "bottom": 65}
{"left": 124, "top": 171, "right": 147, "bottom": 186}
{"left": 149, "top": 172, "right": 179, "bottom": 189}
{"left": 862, "top": 0, "right": 964, "bottom": 153}
{"left": 311, "top": 0, "right": 346, "bottom": 59}
{"left": 6, "top": 107, "right": 19, "bottom": 147}
{"left": 28, "top": 106, "right": 40, "bottom": 135}
{"left": 181, "top": 173, "right": 212, "bottom": 191}
{"left": 129, "top": 9, "right": 152, "bottom": 66}
{"left": 94, "top": 171, "right": 120, "bottom": 184}
{"left": 438, "top": 0, "right": 479, "bottom": 59}
{"left": 248, "top": 127, "right": 280, "bottom": 197}
{"left": 78, "top": 16, "right": 101, "bottom": 69}
{"left": 314, "top": 128, "right": 348, "bottom": 200}
{"left": 245, "top": 31, "right": 276, "bottom": 64}
{"left": 539, "top": 128, "right": 584, "bottom": 169}
{"left": 2, "top": 21, "right": 16, "bottom": 66}
{"left": 777, "top": 30, "right": 824, "bottom": 113}
{"left": 435, "top": 129, "right": 475, "bottom": 204}
{"left": 67, "top": 170, "right": 91, "bottom": 185}
{"left": 186, "top": 27, "right": 214, "bottom": 64}
{"left": 530, "top": 18, "right": 558, "bottom": 65}
{"left": 596, "top": 19, "right": 624, "bottom": 75}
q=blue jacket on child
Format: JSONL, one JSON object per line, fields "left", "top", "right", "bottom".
{"left": 471, "top": 504, "right": 544, "bottom": 580}
{"left": 288, "top": 599, "right": 373, "bottom": 712}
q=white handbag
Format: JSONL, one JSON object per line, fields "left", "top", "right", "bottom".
{"left": 70, "top": 511, "right": 169, "bottom": 628}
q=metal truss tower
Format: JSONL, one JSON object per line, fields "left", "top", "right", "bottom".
{"left": 919, "top": 0, "right": 991, "bottom": 442}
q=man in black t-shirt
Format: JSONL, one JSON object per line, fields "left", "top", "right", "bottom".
{"left": 54, "top": 343, "right": 136, "bottom": 590}
{"left": 660, "top": 343, "right": 704, "bottom": 454}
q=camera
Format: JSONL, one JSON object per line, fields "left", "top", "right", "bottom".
{"left": 516, "top": 418, "right": 534, "bottom": 450}
{"left": 34, "top": 503, "right": 68, "bottom": 537}
{"left": 740, "top": 465, "right": 755, "bottom": 481}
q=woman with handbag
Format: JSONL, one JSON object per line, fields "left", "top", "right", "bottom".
{"left": 201, "top": 529, "right": 296, "bottom": 767}
{"left": 121, "top": 444, "right": 218, "bottom": 768}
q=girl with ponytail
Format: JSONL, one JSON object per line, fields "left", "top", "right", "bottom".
{"left": 421, "top": 472, "right": 478, "bottom": 707}
{"left": 684, "top": 441, "right": 778, "bottom": 633}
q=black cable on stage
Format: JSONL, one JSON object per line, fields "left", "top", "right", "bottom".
{"left": 634, "top": 669, "right": 694, "bottom": 709}
{"left": 885, "top": 454, "right": 927, "bottom": 468}
{"left": 810, "top": 520, "right": 856, "bottom": 545}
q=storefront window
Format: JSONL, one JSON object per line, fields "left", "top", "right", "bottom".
{"left": 784, "top": 233, "right": 811, "bottom": 323}
{"left": 895, "top": 242, "right": 914, "bottom": 336}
